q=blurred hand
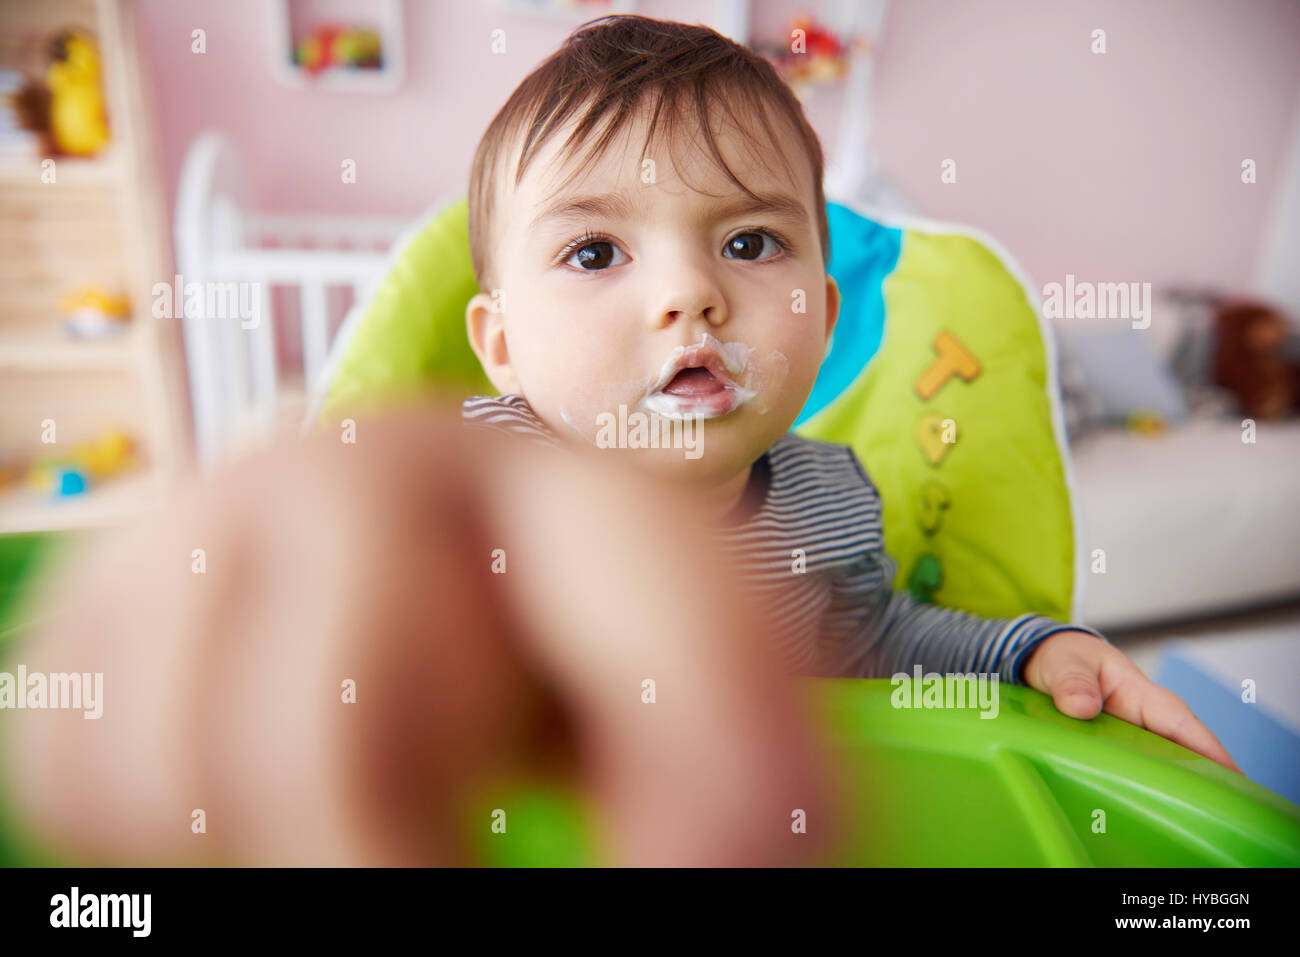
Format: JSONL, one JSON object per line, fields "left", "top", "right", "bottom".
{"left": 1, "top": 407, "right": 833, "bottom": 866}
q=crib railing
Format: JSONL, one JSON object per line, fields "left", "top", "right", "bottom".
{"left": 208, "top": 219, "right": 397, "bottom": 401}
{"left": 176, "top": 132, "right": 408, "bottom": 466}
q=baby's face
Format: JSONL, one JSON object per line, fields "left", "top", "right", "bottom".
{"left": 467, "top": 103, "right": 838, "bottom": 490}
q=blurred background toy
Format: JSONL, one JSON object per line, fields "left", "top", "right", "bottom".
{"left": 1126, "top": 410, "right": 1169, "bottom": 436}
{"left": 757, "top": 14, "right": 859, "bottom": 95}
{"left": 294, "top": 23, "right": 383, "bottom": 76}
{"left": 25, "top": 429, "right": 137, "bottom": 499}
{"left": 0, "top": 69, "right": 42, "bottom": 157}
{"left": 1211, "top": 298, "right": 1300, "bottom": 420}
{"left": 60, "top": 287, "right": 132, "bottom": 338}
{"left": 45, "top": 30, "right": 110, "bottom": 157}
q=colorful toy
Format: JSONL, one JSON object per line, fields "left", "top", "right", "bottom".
{"left": 294, "top": 24, "right": 383, "bottom": 76}
{"left": 1126, "top": 410, "right": 1168, "bottom": 436}
{"left": 26, "top": 429, "right": 136, "bottom": 499}
{"left": 1211, "top": 298, "right": 1300, "bottom": 420}
{"left": 73, "top": 429, "right": 135, "bottom": 479}
{"left": 45, "top": 30, "right": 110, "bottom": 157}
{"left": 758, "top": 15, "right": 859, "bottom": 93}
{"left": 60, "top": 287, "right": 132, "bottom": 339}
{"left": 54, "top": 468, "right": 87, "bottom": 497}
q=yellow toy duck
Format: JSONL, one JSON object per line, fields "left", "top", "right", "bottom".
{"left": 46, "top": 30, "right": 110, "bottom": 157}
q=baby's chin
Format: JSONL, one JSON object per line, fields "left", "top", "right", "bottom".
{"left": 578, "top": 404, "right": 786, "bottom": 484}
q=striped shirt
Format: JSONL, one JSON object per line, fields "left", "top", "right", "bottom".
{"left": 463, "top": 394, "right": 1106, "bottom": 684}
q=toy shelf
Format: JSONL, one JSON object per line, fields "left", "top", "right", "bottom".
{"left": 0, "top": 469, "right": 161, "bottom": 535}
{"left": 267, "top": 0, "right": 405, "bottom": 94}
{"left": 0, "top": 153, "right": 123, "bottom": 186}
{"left": 0, "top": 322, "right": 136, "bottom": 372}
{"left": 0, "top": 0, "right": 190, "bottom": 534}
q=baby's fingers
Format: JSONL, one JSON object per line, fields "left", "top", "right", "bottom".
{"left": 1105, "top": 679, "right": 1243, "bottom": 775}
{"left": 1025, "top": 633, "right": 1105, "bottom": 719}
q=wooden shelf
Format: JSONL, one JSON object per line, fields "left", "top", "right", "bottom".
{"left": 0, "top": 468, "right": 162, "bottom": 534}
{"left": 0, "top": 322, "right": 137, "bottom": 371}
{"left": 0, "top": 0, "right": 193, "bottom": 533}
{"left": 0, "top": 151, "right": 123, "bottom": 186}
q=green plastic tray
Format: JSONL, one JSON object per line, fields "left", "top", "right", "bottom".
{"left": 4, "top": 533, "right": 1298, "bottom": 867}
{"left": 467, "top": 678, "right": 1300, "bottom": 867}
{"left": 0, "top": 533, "right": 67, "bottom": 643}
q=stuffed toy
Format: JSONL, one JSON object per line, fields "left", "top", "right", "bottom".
{"left": 1211, "top": 299, "right": 1300, "bottom": 420}
{"left": 45, "top": 31, "right": 109, "bottom": 157}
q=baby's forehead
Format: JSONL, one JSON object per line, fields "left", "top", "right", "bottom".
{"left": 520, "top": 95, "right": 811, "bottom": 196}
{"left": 511, "top": 110, "right": 813, "bottom": 219}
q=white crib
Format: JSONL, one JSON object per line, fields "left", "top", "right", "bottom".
{"left": 174, "top": 131, "right": 413, "bottom": 466}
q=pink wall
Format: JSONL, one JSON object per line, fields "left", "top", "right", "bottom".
{"left": 868, "top": 0, "right": 1300, "bottom": 294}
{"left": 137, "top": 0, "right": 1300, "bottom": 292}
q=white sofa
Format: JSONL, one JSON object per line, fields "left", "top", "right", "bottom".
{"left": 1070, "top": 410, "right": 1300, "bottom": 631}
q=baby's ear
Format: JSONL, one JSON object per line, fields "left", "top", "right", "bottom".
{"left": 466, "top": 291, "right": 520, "bottom": 394}
{"left": 823, "top": 274, "right": 841, "bottom": 344}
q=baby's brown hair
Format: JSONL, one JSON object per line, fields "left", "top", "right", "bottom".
{"left": 467, "top": 14, "right": 831, "bottom": 293}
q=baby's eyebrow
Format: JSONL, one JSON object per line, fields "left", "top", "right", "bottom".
{"left": 529, "top": 190, "right": 810, "bottom": 233}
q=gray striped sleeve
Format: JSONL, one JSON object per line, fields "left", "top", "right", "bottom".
{"left": 461, "top": 396, "right": 1112, "bottom": 685}
{"left": 843, "top": 552, "right": 1109, "bottom": 685}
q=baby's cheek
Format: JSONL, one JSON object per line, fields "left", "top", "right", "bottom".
{"left": 740, "top": 348, "right": 792, "bottom": 416}
{"left": 744, "top": 318, "right": 825, "bottom": 416}
{"left": 549, "top": 375, "right": 646, "bottom": 442}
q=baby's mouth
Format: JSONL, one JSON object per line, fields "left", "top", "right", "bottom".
{"left": 640, "top": 336, "right": 758, "bottom": 420}
{"left": 661, "top": 366, "right": 726, "bottom": 397}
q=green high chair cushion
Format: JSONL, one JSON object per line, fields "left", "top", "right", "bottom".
{"left": 318, "top": 196, "right": 494, "bottom": 421}
{"left": 315, "top": 197, "right": 1082, "bottom": 623}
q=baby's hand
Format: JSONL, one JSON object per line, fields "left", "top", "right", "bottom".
{"left": 1022, "top": 630, "right": 1243, "bottom": 774}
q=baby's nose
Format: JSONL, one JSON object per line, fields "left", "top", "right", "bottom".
{"left": 655, "top": 292, "right": 728, "bottom": 330}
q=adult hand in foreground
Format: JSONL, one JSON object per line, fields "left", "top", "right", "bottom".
{"left": 1, "top": 408, "right": 834, "bottom": 866}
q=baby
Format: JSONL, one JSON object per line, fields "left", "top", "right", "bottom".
{"left": 460, "top": 15, "right": 1240, "bottom": 771}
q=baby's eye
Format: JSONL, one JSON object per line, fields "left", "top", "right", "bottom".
{"left": 564, "top": 240, "right": 628, "bottom": 271}
{"left": 724, "top": 231, "right": 783, "bottom": 262}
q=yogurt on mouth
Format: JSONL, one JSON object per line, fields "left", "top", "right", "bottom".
{"left": 641, "top": 374, "right": 756, "bottom": 419}
{"left": 639, "top": 333, "right": 758, "bottom": 420}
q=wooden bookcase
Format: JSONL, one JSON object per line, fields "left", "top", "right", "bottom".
{"left": 0, "top": 0, "right": 189, "bottom": 533}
